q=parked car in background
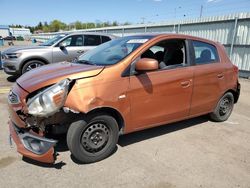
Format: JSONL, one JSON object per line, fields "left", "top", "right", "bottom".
{"left": 8, "top": 34, "right": 240, "bottom": 164}
{"left": 16, "top": 36, "right": 24, "bottom": 41}
{"left": 4, "top": 36, "right": 16, "bottom": 40}
{"left": 1, "top": 33, "right": 115, "bottom": 75}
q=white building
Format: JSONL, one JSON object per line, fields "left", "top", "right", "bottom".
{"left": 0, "top": 25, "right": 10, "bottom": 37}
{"left": 9, "top": 27, "right": 31, "bottom": 37}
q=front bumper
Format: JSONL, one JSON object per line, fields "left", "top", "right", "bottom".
{"left": 8, "top": 83, "right": 58, "bottom": 164}
{"left": 2, "top": 58, "right": 20, "bottom": 75}
{"left": 9, "top": 121, "right": 57, "bottom": 163}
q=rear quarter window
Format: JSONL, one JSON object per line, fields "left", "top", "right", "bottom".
{"left": 101, "top": 36, "right": 111, "bottom": 43}
{"left": 193, "top": 41, "right": 219, "bottom": 65}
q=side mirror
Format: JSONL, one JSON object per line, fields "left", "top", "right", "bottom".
{"left": 59, "top": 43, "right": 65, "bottom": 50}
{"left": 135, "top": 58, "right": 158, "bottom": 72}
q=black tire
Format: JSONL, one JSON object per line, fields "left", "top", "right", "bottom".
{"left": 67, "top": 115, "right": 119, "bottom": 163}
{"left": 209, "top": 92, "right": 234, "bottom": 122}
{"left": 22, "top": 60, "right": 45, "bottom": 74}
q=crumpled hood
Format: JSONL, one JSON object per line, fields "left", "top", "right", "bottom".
{"left": 2, "top": 45, "right": 50, "bottom": 54}
{"left": 17, "top": 62, "right": 104, "bottom": 93}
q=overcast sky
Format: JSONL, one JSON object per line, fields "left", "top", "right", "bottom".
{"left": 0, "top": 0, "right": 249, "bottom": 26}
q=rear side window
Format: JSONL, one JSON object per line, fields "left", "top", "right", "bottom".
{"left": 101, "top": 36, "right": 111, "bottom": 43}
{"left": 84, "top": 35, "right": 101, "bottom": 46}
{"left": 193, "top": 41, "right": 219, "bottom": 64}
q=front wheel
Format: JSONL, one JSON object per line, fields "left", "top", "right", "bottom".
{"left": 209, "top": 92, "right": 234, "bottom": 122}
{"left": 67, "top": 115, "right": 119, "bottom": 163}
{"left": 22, "top": 60, "right": 45, "bottom": 74}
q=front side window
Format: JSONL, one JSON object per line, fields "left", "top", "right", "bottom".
{"left": 193, "top": 41, "right": 219, "bottom": 64}
{"left": 84, "top": 35, "right": 101, "bottom": 46}
{"left": 77, "top": 36, "right": 153, "bottom": 65}
{"left": 61, "top": 37, "right": 72, "bottom": 46}
{"left": 140, "top": 39, "right": 186, "bottom": 70}
{"left": 40, "top": 35, "right": 66, "bottom": 46}
{"left": 60, "top": 35, "right": 84, "bottom": 47}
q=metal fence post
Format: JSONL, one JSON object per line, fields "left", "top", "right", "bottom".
{"left": 122, "top": 28, "right": 125, "bottom": 37}
{"left": 173, "top": 23, "right": 176, "bottom": 33}
{"left": 177, "top": 23, "right": 181, "bottom": 34}
{"left": 230, "top": 17, "right": 239, "bottom": 59}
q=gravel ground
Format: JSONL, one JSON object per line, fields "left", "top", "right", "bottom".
{"left": 0, "top": 70, "right": 249, "bottom": 188}
{"left": 0, "top": 40, "right": 34, "bottom": 51}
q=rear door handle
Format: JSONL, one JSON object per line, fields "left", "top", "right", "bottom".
{"left": 77, "top": 50, "right": 85, "bottom": 54}
{"left": 181, "top": 80, "right": 191, "bottom": 88}
{"left": 217, "top": 73, "right": 224, "bottom": 79}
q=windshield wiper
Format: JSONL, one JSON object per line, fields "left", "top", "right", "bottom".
{"left": 75, "top": 60, "right": 96, "bottom": 65}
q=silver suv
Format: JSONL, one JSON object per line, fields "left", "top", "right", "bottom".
{"left": 1, "top": 33, "right": 115, "bottom": 75}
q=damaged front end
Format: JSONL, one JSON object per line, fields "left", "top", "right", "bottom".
{"left": 8, "top": 78, "right": 76, "bottom": 163}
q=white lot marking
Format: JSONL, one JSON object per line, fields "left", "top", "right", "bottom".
{"left": 0, "top": 87, "right": 10, "bottom": 94}
{"left": 225, "top": 121, "right": 239, "bottom": 125}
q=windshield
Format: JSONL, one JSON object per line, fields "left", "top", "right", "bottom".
{"left": 77, "top": 36, "right": 153, "bottom": 66}
{"left": 40, "top": 35, "right": 66, "bottom": 46}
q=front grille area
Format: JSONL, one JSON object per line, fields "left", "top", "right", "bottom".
{"left": 8, "top": 91, "right": 20, "bottom": 104}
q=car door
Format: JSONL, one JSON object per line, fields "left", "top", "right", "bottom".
{"left": 128, "top": 39, "right": 194, "bottom": 131}
{"left": 189, "top": 40, "right": 226, "bottom": 116}
{"left": 52, "top": 35, "right": 85, "bottom": 63}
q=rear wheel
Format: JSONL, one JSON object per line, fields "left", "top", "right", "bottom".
{"left": 67, "top": 115, "right": 119, "bottom": 163}
{"left": 22, "top": 60, "right": 45, "bottom": 74}
{"left": 210, "top": 92, "right": 234, "bottom": 122}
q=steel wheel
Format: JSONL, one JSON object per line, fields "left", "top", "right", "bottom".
{"left": 67, "top": 115, "right": 119, "bottom": 163}
{"left": 81, "top": 123, "right": 110, "bottom": 154}
{"left": 210, "top": 92, "right": 234, "bottom": 122}
{"left": 219, "top": 97, "right": 233, "bottom": 117}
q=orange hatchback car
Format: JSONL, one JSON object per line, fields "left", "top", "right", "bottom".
{"left": 8, "top": 34, "right": 240, "bottom": 164}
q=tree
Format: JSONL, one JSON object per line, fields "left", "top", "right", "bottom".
{"left": 74, "top": 21, "right": 82, "bottom": 30}
{"left": 37, "top": 22, "right": 43, "bottom": 30}
{"left": 49, "top": 20, "right": 67, "bottom": 32}
{"left": 123, "top": 22, "right": 131, "bottom": 26}
{"left": 112, "top": 21, "right": 119, "bottom": 26}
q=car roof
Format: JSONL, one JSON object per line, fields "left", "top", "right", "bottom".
{"left": 66, "top": 32, "right": 117, "bottom": 39}
{"left": 127, "top": 33, "right": 221, "bottom": 46}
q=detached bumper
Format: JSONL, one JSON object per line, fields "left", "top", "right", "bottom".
{"left": 9, "top": 121, "right": 57, "bottom": 163}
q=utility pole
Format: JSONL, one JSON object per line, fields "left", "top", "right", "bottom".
{"left": 200, "top": 5, "right": 203, "bottom": 18}
{"left": 141, "top": 17, "right": 146, "bottom": 24}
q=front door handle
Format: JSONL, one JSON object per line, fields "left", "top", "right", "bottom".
{"left": 181, "top": 80, "right": 191, "bottom": 88}
{"left": 77, "top": 50, "right": 85, "bottom": 54}
{"left": 217, "top": 73, "right": 224, "bottom": 79}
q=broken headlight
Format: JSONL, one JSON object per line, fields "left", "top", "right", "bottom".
{"left": 27, "top": 79, "right": 71, "bottom": 117}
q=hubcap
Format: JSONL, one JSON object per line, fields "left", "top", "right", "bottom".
{"left": 25, "top": 62, "right": 43, "bottom": 72}
{"left": 81, "top": 123, "right": 109, "bottom": 153}
{"left": 219, "top": 97, "right": 231, "bottom": 116}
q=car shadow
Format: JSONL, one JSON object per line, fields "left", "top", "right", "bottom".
{"left": 7, "top": 75, "right": 18, "bottom": 82}
{"left": 23, "top": 115, "right": 209, "bottom": 168}
{"left": 118, "top": 115, "right": 209, "bottom": 147}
